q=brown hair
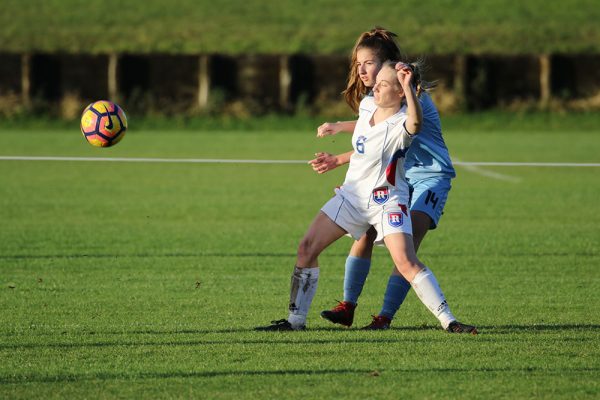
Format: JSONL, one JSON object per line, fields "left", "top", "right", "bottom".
{"left": 342, "top": 27, "right": 405, "bottom": 113}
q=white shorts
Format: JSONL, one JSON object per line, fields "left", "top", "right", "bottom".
{"left": 321, "top": 192, "right": 413, "bottom": 244}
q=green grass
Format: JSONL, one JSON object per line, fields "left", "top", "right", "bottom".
{"left": 1, "top": 124, "right": 599, "bottom": 399}
{"left": 4, "top": 110, "right": 600, "bottom": 133}
{"left": 1, "top": 0, "right": 599, "bottom": 54}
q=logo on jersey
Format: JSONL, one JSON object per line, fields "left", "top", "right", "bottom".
{"left": 355, "top": 135, "right": 367, "bottom": 154}
{"left": 372, "top": 186, "right": 389, "bottom": 204}
{"left": 388, "top": 212, "right": 404, "bottom": 227}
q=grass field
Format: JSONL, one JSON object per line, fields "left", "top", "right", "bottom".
{"left": 1, "top": 124, "right": 599, "bottom": 399}
{"left": 1, "top": 0, "right": 599, "bottom": 54}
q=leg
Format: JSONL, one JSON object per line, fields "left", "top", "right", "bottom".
{"left": 256, "top": 211, "right": 347, "bottom": 331}
{"left": 290, "top": 212, "right": 348, "bottom": 326}
{"left": 363, "top": 231, "right": 421, "bottom": 330}
{"left": 321, "top": 228, "right": 376, "bottom": 327}
{"left": 368, "top": 199, "right": 438, "bottom": 327}
{"left": 296, "top": 211, "right": 348, "bottom": 268}
{"left": 384, "top": 233, "right": 467, "bottom": 331}
{"left": 383, "top": 232, "right": 423, "bottom": 282}
{"left": 410, "top": 210, "right": 432, "bottom": 253}
{"left": 349, "top": 227, "right": 377, "bottom": 258}
{"left": 344, "top": 227, "right": 376, "bottom": 303}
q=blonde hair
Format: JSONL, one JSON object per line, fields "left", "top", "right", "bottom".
{"left": 382, "top": 59, "right": 437, "bottom": 96}
{"left": 342, "top": 27, "right": 405, "bottom": 113}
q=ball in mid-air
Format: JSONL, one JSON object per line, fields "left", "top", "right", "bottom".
{"left": 80, "top": 100, "right": 127, "bottom": 147}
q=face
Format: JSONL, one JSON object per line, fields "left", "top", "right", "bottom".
{"left": 356, "top": 47, "right": 382, "bottom": 88}
{"left": 372, "top": 66, "right": 404, "bottom": 108}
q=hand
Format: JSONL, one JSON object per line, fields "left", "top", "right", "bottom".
{"left": 317, "top": 122, "right": 341, "bottom": 138}
{"left": 308, "top": 152, "right": 339, "bottom": 174}
{"left": 395, "top": 63, "right": 413, "bottom": 89}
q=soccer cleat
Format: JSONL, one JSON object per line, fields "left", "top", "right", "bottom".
{"left": 446, "top": 321, "right": 478, "bottom": 335}
{"left": 255, "top": 319, "right": 305, "bottom": 331}
{"left": 320, "top": 301, "right": 356, "bottom": 327}
{"left": 361, "top": 315, "right": 392, "bottom": 330}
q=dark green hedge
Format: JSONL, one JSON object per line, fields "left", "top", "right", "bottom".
{"left": 1, "top": 0, "right": 599, "bottom": 55}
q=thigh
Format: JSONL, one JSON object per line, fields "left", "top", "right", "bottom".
{"left": 410, "top": 210, "right": 432, "bottom": 252}
{"left": 302, "top": 211, "right": 349, "bottom": 254}
{"left": 409, "top": 177, "right": 451, "bottom": 230}
{"left": 349, "top": 227, "right": 377, "bottom": 258}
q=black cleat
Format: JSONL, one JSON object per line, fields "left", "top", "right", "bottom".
{"left": 320, "top": 301, "right": 356, "bottom": 327}
{"left": 446, "top": 321, "right": 478, "bottom": 335}
{"left": 255, "top": 319, "right": 305, "bottom": 331}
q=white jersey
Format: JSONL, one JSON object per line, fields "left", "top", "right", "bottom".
{"left": 338, "top": 97, "right": 414, "bottom": 209}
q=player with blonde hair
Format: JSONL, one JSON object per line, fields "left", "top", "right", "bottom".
{"left": 312, "top": 27, "right": 463, "bottom": 331}
{"left": 256, "top": 61, "right": 476, "bottom": 334}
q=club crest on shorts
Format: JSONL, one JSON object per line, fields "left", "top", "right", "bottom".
{"left": 372, "top": 186, "right": 389, "bottom": 204}
{"left": 388, "top": 212, "right": 404, "bottom": 227}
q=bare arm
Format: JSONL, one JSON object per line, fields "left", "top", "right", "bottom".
{"left": 308, "top": 150, "right": 354, "bottom": 174}
{"left": 396, "top": 64, "right": 423, "bottom": 135}
{"left": 317, "top": 120, "right": 357, "bottom": 137}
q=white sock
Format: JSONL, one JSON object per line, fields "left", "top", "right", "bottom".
{"left": 287, "top": 266, "right": 320, "bottom": 328}
{"left": 411, "top": 267, "right": 456, "bottom": 329}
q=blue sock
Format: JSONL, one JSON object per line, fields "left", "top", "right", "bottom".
{"left": 379, "top": 274, "right": 411, "bottom": 319}
{"left": 343, "top": 256, "right": 371, "bottom": 304}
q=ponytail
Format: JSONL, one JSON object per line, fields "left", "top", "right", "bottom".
{"left": 343, "top": 27, "right": 405, "bottom": 113}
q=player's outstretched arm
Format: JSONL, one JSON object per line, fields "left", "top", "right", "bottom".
{"left": 317, "top": 120, "right": 357, "bottom": 137}
{"left": 308, "top": 151, "right": 353, "bottom": 174}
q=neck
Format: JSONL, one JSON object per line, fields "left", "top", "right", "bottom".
{"left": 372, "top": 103, "right": 402, "bottom": 125}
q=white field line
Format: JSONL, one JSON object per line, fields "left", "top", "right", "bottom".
{"left": 452, "top": 157, "right": 521, "bottom": 182}
{"left": 0, "top": 156, "right": 308, "bottom": 164}
{"left": 0, "top": 155, "right": 599, "bottom": 168}
{"left": 455, "top": 163, "right": 520, "bottom": 182}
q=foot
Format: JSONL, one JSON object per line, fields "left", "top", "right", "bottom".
{"left": 320, "top": 301, "right": 356, "bottom": 327}
{"left": 255, "top": 319, "right": 305, "bottom": 331}
{"left": 361, "top": 315, "right": 392, "bottom": 330}
{"left": 446, "top": 321, "right": 478, "bottom": 335}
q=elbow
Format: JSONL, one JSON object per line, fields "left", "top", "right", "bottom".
{"left": 408, "top": 120, "right": 422, "bottom": 135}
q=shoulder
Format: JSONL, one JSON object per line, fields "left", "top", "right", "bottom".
{"left": 388, "top": 105, "right": 408, "bottom": 126}
{"left": 386, "top": 106, "right": 413, "bottom": 138}
{"left": 359, "top": 94, "right": 376, "bottom": 113}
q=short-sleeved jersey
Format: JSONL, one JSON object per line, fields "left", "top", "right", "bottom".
{"left": 339, "top": 103, "right": 413, "bottom": 209}
{"left": 360, "top": 93, "right": 455, "bottom": 182}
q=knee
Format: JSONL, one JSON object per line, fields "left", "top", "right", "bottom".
{"left": 394, "top": 258, "right": 421, "bottom": 277}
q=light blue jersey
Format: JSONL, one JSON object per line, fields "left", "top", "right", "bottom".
{"left": 404, "top": 93, "right": 455, "bottom": 182}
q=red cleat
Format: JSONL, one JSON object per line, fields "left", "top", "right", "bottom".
{"left": 361, "top": 315, "right": 392, "bottom": 330}
{"left": 320, "top": 301, "right": 356, "bottom": 327}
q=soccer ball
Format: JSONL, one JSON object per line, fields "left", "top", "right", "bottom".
{"left": 80, "top": 100, "right": 127, "bottom": 147}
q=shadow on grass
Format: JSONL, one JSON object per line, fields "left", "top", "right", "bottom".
{"left": 3, "top": 323, "right": 600, "bottom": 337}
{"left": 2, "top": 365, "right": 600, "bottom": 385}
{"left": 2, "top": 323, "right": 598, "bottom": 351}
{"left": 0, "top": 337, "right": 419, "bottom": 350}
{"left": 2, "top": 250, "right": 597, "bottom": 261}
{"left": 102, "top": 323, "right": 600, "bottom": 335}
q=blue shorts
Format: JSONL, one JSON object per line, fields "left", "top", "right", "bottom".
{"left": 408, "top": 177, "right": 451, "bottom": 230}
